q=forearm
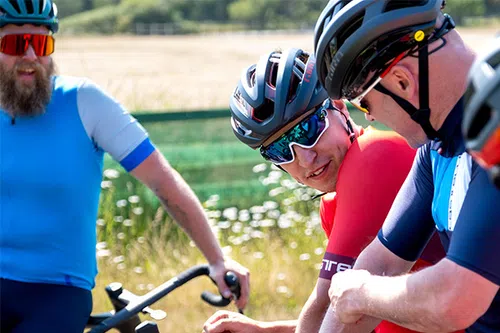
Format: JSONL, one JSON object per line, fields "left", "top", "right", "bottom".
{"left": 297, "top": 280, "right": 330, "bottom": 333}
{"left": 319, "top": 305, "right": 381, "bottom": 333}
{"left": 153, "top": 166, "right": 223, "bottom": 264}
{"left": 352, "top": 239, "right": 413, "bottom": 276}
{"left": 260, "top": 320, "right": 297, "bottom": 333}
{"left": 357, "top": 266, "right": 460, "bottom": 332}
{"left": 320, "top": 239, "right": 413, "bottom": 333}
{"left": 297, "top": 301, "right": 326, "bottom": 333}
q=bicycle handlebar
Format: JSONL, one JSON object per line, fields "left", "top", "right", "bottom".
{"left": 87, "top": 264, "right": 241, "bottom": 333}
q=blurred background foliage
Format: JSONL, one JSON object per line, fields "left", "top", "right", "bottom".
{"left": 55, "top": 0, "right": 500, "bottom": 35}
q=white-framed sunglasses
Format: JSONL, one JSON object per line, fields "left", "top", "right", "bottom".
{"left": 260, "top": 100, "right": 337, "bottom": 165}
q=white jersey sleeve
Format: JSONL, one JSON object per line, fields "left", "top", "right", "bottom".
{"left": 76, "top": 78, "right": 155, "bottom": 171}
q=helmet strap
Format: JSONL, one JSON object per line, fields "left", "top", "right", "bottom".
{"left": 374, "top": 43, "right": 441, "bottom": 141}
{"left": 345, "top": 119, "right": 356, "bottom": 143}
{"left": 333, "top": 106, "right": 356, "bottom": 143}
{"left": 372, "top": 14, "right": 456, "bottom": 141}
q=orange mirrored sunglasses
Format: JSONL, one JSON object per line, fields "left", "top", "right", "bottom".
{"left": 0, "top": 34, "right": 55, "bottom": 56}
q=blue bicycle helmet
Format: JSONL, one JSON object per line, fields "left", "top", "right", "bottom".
{"left": 230, "top": 48, "right": 329, "bottom": 149}
{"left": 0, "top": 0, "right": 59, "bottom": 33}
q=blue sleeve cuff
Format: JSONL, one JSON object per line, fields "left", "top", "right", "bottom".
{"left": 120, "top": 138, "right": 155, "bottom": 172}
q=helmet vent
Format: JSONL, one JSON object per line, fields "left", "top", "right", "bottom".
{"left": 268, "top": 56, "right": 280, "bottom": 88}
{"left": 337, "top": 11, "right": 364, "bottom": 50}
{"left": 26, "top": 0, "right": 34, "bottom": 14}
{"left": 287, "top": 53, "right": 308, "bottom": 102}
{"left": 288, "top": 74, "right": 300, "bottom": 102}
{"left": 249, "top": 68, "right": 257, "bottom": 87}
{"left": 7, "top": 0, "right": 21, "bottom": 13}
{"left": 253, "top": 100, "right": 273, "bottom": 123}
{"left": 384, "top": 0, "right": 428, "bottom": 13}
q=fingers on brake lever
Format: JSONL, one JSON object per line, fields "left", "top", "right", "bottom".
{"left": 224, "top": 272, "right": 241, "bottom": 300}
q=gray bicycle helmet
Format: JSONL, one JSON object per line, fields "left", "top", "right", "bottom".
{"left": 230, "top": 48, "right": 328, "bottom": 149}
{"left": 462, "top": 42, "right": 500, "bottom": 187}
{"left": 0, "top": 0, "right": 59, "bottom": 33}
{"left": 314, "top": 0, "right": 452, "bottom": 140}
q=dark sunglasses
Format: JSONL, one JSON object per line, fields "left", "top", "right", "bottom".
{"left": 260, "top": 101, "right": 334, "bottom": 165}
{"left": 0, "top": 34, "right": 55, "bottom": 56}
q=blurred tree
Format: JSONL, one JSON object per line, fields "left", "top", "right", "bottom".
{"left": 445, "top": 0, "right": 485, "bottom": 25}
{"left": 166, "top": 0, "right": 237, "bottom": 22}
{"left": 54, "top": 0, "right": 82, "bottom": 18}
{"left": 59, "top": 0, "right": 494, "bottom": 35}
{"left": 228, "top": 0, "right": 326, "bottom": 29}
{"left": 228, "top": 0, "right": 266, "bottom": 28}
{"left": 484, "top": 0, "right": 500, "bottom": 16}
{"left": 82, "top": 0, "right": 94, "bottom": 11}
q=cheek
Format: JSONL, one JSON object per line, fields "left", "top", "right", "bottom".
{"left": 0, "top": 55, "right": 16, "bottom": 70}
{"left": 373, "top": 99, "right": 402, "bottom": 127}
{"left": 281, "top": 163, "right": 303, "bottom": 182}
{"left": 319, "top": 124, "right": 349, "bottom": 153}
{"left": 39, "top": 56, "right": 51, "bottom": 67}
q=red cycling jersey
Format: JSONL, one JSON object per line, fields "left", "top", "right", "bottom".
{"left": 319, "top": 128, "right": 446, "bottom": 333}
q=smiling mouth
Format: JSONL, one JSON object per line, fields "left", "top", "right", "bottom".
{"left": 18, "top": 69, "right": 36, "bottom": 75}
{"left": 308, "top": 162, "right": 330, "bottom": 178}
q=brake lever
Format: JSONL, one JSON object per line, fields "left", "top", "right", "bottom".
{"left": 224, "top": 271, "right": 241, "bottom": 300}
{"left": 201, "top": 271, "right": 243, "bottom": 313}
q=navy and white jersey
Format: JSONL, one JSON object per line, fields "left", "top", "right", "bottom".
{"left": 0, "top": 76, "right": 156, "bottom": 290}
{"left": 377, "top": 99, "right": 500, "bottom": 332}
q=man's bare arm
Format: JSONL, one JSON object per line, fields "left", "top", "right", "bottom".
{"left": 319, "top": 238, "right": 415, "bottom": 333}
{"left": 296, "top": 278, "right": 331, "bottom": 333}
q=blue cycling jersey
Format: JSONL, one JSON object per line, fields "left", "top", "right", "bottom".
{"left": 0, "top": 76, "right": 155, "bottom": 290}
{"left": 377, "top": 99, "right": 500, "bottom": 332}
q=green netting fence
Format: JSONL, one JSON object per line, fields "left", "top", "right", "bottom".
{"left": 104, "top": 107, "right": 388, "bottom": 208}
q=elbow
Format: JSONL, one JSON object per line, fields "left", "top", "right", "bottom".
{"left": 435, "top": 292, "right": 489, "bottom": 331}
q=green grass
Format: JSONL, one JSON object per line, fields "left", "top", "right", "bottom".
{"left": 94, "top": 175, "right": 325, "bottom": 332}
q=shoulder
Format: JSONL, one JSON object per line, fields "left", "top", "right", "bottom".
{"left": 53, "top": 75, "right": 88, "bottom": 91}
{"left": 68, "top": 77, "right": 123, "bottom": 111}
{"left": 53, "top": 75, "right": 112, "bottom": 98}
{"left": 354, "top": 128, "right": 414, "bottom": 155}
{"left": 52, "top": 75, "right": 112, "bottom": 104}
{"left": 338, "top": 128, "right": 416, "bottom": 182}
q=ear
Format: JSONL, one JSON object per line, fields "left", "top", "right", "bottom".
{"left": 384, "top": 63, "right": 418, "bottom": 100}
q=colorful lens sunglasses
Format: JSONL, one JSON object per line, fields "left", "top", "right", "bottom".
{"left": 260, "top": 101, "right": 334, "bottom": 165}
{"left": 0, "top": 34, "right": 55, "bottom": 56}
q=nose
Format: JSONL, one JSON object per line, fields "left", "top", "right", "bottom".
{"left": 22, "top": 44, "right": 37, "bottom": 61}
{"left": 292, "top": 145, "right": 317, "bottom": 168}
{"left": 365, "top": 113, "right": 375, "bottom": 122}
